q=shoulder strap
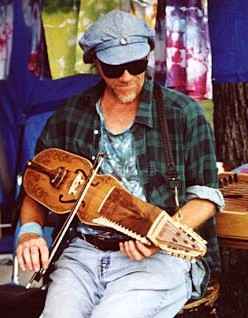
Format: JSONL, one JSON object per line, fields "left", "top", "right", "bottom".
{"left": 154, "top": 84, "right": 181, "bottom": 210}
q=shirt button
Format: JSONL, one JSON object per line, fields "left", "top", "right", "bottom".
{"left": 120, "top": 37, "right": 128, "bottom": 45}
{"left": 93, "top": 129, "right": 99, "bottom": 135}
{"left": 92, "top": 155, "right": 96, "bottom": 160}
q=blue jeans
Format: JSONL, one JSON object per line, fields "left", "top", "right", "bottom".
{"left": 42, "top": 237, "right": 192, "bottom": 318}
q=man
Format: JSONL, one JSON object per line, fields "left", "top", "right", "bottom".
{"left": 16, "top": 10, "right": 224, "bottom": 318}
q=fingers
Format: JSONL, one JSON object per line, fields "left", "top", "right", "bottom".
{"left": 120, "top": 240, "right": 159, "bottom": 261}
{"left": 120, "top": 240, "right": 144, "bottom": 261}
{"left": 18, "top": 246, "right": 32, "bottom": 271}
{"left": 16, "top": 233, "right": 49, "bottom": 272}
{"left": 30, "top": 245, "right": 41, "bottom": 272}
{"left": 39, "top": 241, "right": 49, "bottom": 270}
{"left": 135, "top": 241, "right": 159, "bottom": 257}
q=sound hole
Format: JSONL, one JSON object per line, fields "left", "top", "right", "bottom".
{"left": 59, "top": 194, "right": 77, "bottom": 203}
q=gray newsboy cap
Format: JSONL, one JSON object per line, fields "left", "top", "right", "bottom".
{"left": 79, "top": 10, "right": 155, "bottom": 65}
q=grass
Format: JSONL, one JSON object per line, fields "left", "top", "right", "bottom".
{"left": 199, "top": 99, "right": 214, "bottom": 125}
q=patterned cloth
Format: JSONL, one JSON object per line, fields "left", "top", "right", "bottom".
{"left": 36, "top": 76, "right": 221, "bottom": 273}
{"left": 0, "top": 0, "right": 49, "bottom": 80}
{"left": 22, "top": 0, "right": 50, "bottom": 78}
{"left": 149, "top": 0, "right": 211, "bottom": 99}
{"left": 96, "top": 101, "right": 146, "bottom": 201}
{"left": 0, "top": 1, "right": 13, "bottom": 79}
{"left": 166, "top": 0, "right": 211, "bottom": 99}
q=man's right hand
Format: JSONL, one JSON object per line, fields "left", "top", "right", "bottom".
{"left": 16, "top": 233, "right": 49, "bottom": 272}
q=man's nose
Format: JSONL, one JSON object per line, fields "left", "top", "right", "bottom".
{"left": 119, "top": 69, "right": 133, "bottom": 81}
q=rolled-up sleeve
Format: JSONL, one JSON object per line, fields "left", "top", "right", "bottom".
{"left": 186, "top": 185, "right": 225, "bottom": 211}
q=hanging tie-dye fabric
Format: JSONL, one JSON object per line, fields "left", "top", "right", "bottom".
{"left": 0, "top": 0, "right": 49, "bottom": 79}
{"left": 127, "top": 0, "right": 211, "bottom": 99}
{"left": 166, "top": 0, "right": 211, "bottom": 99}
{"left": 43, "top": 1, "right": 120, "bottom": 79}
{"left": 0, "top": 1, "right": 13, "bottom": 80}
{"left": 22, "top": 0, "right": 50, "bottom": 78}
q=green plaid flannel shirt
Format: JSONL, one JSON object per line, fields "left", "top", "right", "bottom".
{"left": 36, "top": 77, "right": 221, "bottom": 273}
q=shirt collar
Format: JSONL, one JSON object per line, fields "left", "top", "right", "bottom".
{"left": 134, "top": 76, "right": 154, "bottom": 128}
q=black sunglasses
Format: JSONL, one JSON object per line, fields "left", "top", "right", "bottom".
{"left": 99, "top": 58, "right": 148, "bottom": 79}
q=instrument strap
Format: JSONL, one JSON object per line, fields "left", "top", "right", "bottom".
{"left": 154, "top": 84, "right": 181, "bottom": 211}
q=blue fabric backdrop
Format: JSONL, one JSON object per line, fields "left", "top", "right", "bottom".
{"left": 208, "top": 0, "right": 248, "bottom": 83}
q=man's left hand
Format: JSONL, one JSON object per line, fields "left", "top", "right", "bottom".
{"left": 119, "top": 240, "right": 159, "bottom": 261}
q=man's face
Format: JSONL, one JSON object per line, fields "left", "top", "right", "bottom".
{"left": 96, "top": 58, "right": 147, "bottom": 104}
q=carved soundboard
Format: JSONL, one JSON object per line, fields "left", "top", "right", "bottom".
{"left": 217, "top": 172, "right": 248, "bottom": 240}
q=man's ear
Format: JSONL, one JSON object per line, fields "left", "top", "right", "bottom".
{"left": 83, "top": 48, "right": 96, "bottom": 64}
{"left": 94, "top": 60, "right": 104, "bottom": 77}
{"left": 94, "top": 59, "right": 100, "bottom": 73}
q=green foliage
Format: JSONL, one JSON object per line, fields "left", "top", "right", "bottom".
{"left": 43, "top": 0, "right": 120, "bottom": 14}
{"left": 199, "top": 99, "right": 213, "bottom": 126}
{"left": 43, "top": 0, "right": 81, "bottom": 13}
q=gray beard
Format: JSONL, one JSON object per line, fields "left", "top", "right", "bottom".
{"left": 115, "top": 91, "right": 137, "bottom": 104}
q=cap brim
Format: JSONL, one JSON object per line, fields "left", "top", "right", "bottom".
{"left": 96, "top": 42, "right": 150, "bottom": 65}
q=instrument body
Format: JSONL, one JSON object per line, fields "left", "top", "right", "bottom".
{"left": 217, "top": 172, "right": 248, "bottom": 240}
{"left": 24, "top": 148, "right": 125, "bottom": 222}
{"left": 23, "top": 148, "right": 207, "bottom": 261}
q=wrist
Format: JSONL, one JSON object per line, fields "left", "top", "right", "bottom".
{"left": 17, "top": 222, "right": 43, "bottom": 239}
